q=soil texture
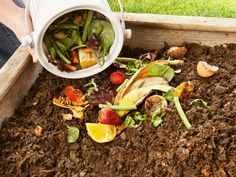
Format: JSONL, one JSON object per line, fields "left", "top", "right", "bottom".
{"left": 1, "top": 43, "right": 236, "bottom": 177}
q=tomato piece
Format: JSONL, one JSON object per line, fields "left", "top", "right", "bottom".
{"left": 64, "top": 86, "right": 83, "bottom": 101}
{"left": 109, "top": 71, "right": 125, "bottom": 85}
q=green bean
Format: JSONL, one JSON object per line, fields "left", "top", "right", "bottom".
{"left": 61, "top": 37, "right": 74, "bottom": 50}
{"left": 82, "top": 10, "right": 93, "bottom": 43}
{"left": 48, "top": 36, "right": 71, "bottom": 64}
{"left": 55, "top": 40, "right": 66, "bottom": 54}
{"left": 77, "top": 30, "right": 83, "bottom": 46}
{"left": 49, "top": 24, "right": 81, "bottom": 31}
{"left": 71, "top": 30, "right": 79, "bottom": 44}
{"left": 43, "top": 34, "right": 51, "bottom": 49}
{"left": 49, "top": 47, "right": 56, "bottom": 58}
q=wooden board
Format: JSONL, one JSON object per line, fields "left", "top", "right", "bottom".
{"left": 122, "top": 13, "right": 236, "bottom": 32}
{"left": 0, "top": 47, "right": 42, "bottom": 125}
{"left": 124, "top": 26, "right": 236, "bottom": 50}
{"left": 122, "top": 13, "right": 236, "bottom": 49}
{"left": 0, "top": 13, "right": 236, "bottom": 126}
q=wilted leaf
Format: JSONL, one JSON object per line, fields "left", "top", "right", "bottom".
{"left": 190, "top": 99, "right": 211, "bottom": 108}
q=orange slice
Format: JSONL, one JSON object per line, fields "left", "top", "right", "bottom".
{"left": 86, "top": 123, "right": 116, "bottom": 143}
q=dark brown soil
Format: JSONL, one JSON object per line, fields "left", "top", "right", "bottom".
{"left": 1, "top": 43, "right": 236, "bottom": 177}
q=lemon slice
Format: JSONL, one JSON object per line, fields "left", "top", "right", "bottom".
{"left": 86, "top": 123, "right": 116, "bottom": 143}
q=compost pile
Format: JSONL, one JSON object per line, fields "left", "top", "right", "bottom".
{"left": 1, "top": 43, "right": 236, "bottom": 177}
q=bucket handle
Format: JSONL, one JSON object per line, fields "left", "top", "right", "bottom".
{"left": 21, "top": 0, "right": 33, "bottom": 47}
{"left": 117, "top": 0, "right": 131, "bottom": 39}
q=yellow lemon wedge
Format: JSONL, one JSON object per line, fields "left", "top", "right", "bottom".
{"left": 86, "top": 123, "right": 116, "bottom": 143}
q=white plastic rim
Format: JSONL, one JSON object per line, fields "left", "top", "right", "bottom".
{"left": 34, "top": 5, "right": 124, "bottom": 79}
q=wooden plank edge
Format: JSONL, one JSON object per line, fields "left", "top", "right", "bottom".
{"left": 115, "top": 13, "right": 236, "bottom": 33}
{"left": 0, "top": 47, "right": 31, "bottom": 102}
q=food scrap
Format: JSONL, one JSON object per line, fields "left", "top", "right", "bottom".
{"left": 109, "top": 71, "right": 126, "bottom": 85}
{"left": 166, "top": 46, "right": 187, "bottom": 58}
{"left": 86, "top": 123, "right": 116, "bottom": 143}
{"left": 197, "top": 61, "right": 219, "bottom": 77}
{"left": 44, "top": 10, "right": 115, "bottom": 72}
{"left": 98, "top": 108, "right": 122, "bottom": 126}
{"left": 34, "top": 125, "right": 42, "bottom": 137}
{"left": 67, "top": 126, "right": 80, "bottom": 143}
{"left": 51, "top": 45, "right": 219, "bottom": 143}
{"left": 53, "top": 86, "right": 89, "bottom": 119}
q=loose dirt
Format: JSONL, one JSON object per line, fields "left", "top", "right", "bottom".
{"left": 0, "top": 43, "right": 236, "bottom": 177}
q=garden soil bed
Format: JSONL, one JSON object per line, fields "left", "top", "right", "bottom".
{"left": 1, "top": 43, "right": 236, "bottom": 177}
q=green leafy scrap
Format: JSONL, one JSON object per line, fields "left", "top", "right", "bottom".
{"left": 148, "top": 64, "right": 175, "bottom": 82}
{"left": 152, "top": 116, "right": 163, "bottom": 127}
{"left": 162, "top": 89, "right": 175, "bottom": 102}
{"left": 151, "top": 107, "right": 165, "bottom": 128}
{"left": 84, "top": 78, "right": 99, "bottom": 96}
{"left": 68, "top": 127, "right": 80, "bottom": 143}
{"left": 190, "top": 99, "right": 211, "bottom": 108}
{"left": 124, "top": 116, "right": 135, "bottom": 127}
{"left": 133, "top": 112, "right": 148, "bottom": 122}
{"left": 124, "top": 112, "right": 148, "bottom": 127}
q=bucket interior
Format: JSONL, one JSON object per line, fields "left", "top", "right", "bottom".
{"left": 36, "top": 7, "right": 124, "bottom": 79}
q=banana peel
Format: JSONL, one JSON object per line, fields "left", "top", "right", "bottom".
{"left": 116, "top": 85, "right": 173, "bottom": 117}
{"left": 114, "top": 60, "right": 182, "bottom": 117}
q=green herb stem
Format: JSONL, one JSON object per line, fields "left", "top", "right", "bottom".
{"left": 174, "top": 96, "right": 191, "bottom": 129}
{"left": 116, "top": 57, "right": 138, "bottom": 63}
{"left": 99, "top": 104, "right": 137, "bottom": 111}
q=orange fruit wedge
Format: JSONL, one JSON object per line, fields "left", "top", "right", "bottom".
{"left": 86, "top": 123, "right": 116, "bottom": 143}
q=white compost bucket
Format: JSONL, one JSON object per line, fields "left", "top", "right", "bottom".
{"left": 22, "top": 0, "right": 131, "bottom": 79}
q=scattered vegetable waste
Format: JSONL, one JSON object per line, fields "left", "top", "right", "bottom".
{"left": 51, "top": 45, "right": 218, "bottom": 143}
{"left": 53, "top": 86, "right": 89, "bottom": 119}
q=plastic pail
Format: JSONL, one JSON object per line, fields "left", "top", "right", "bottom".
{"left": 22, "top": 0, "right": 131, "bottom": 79}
